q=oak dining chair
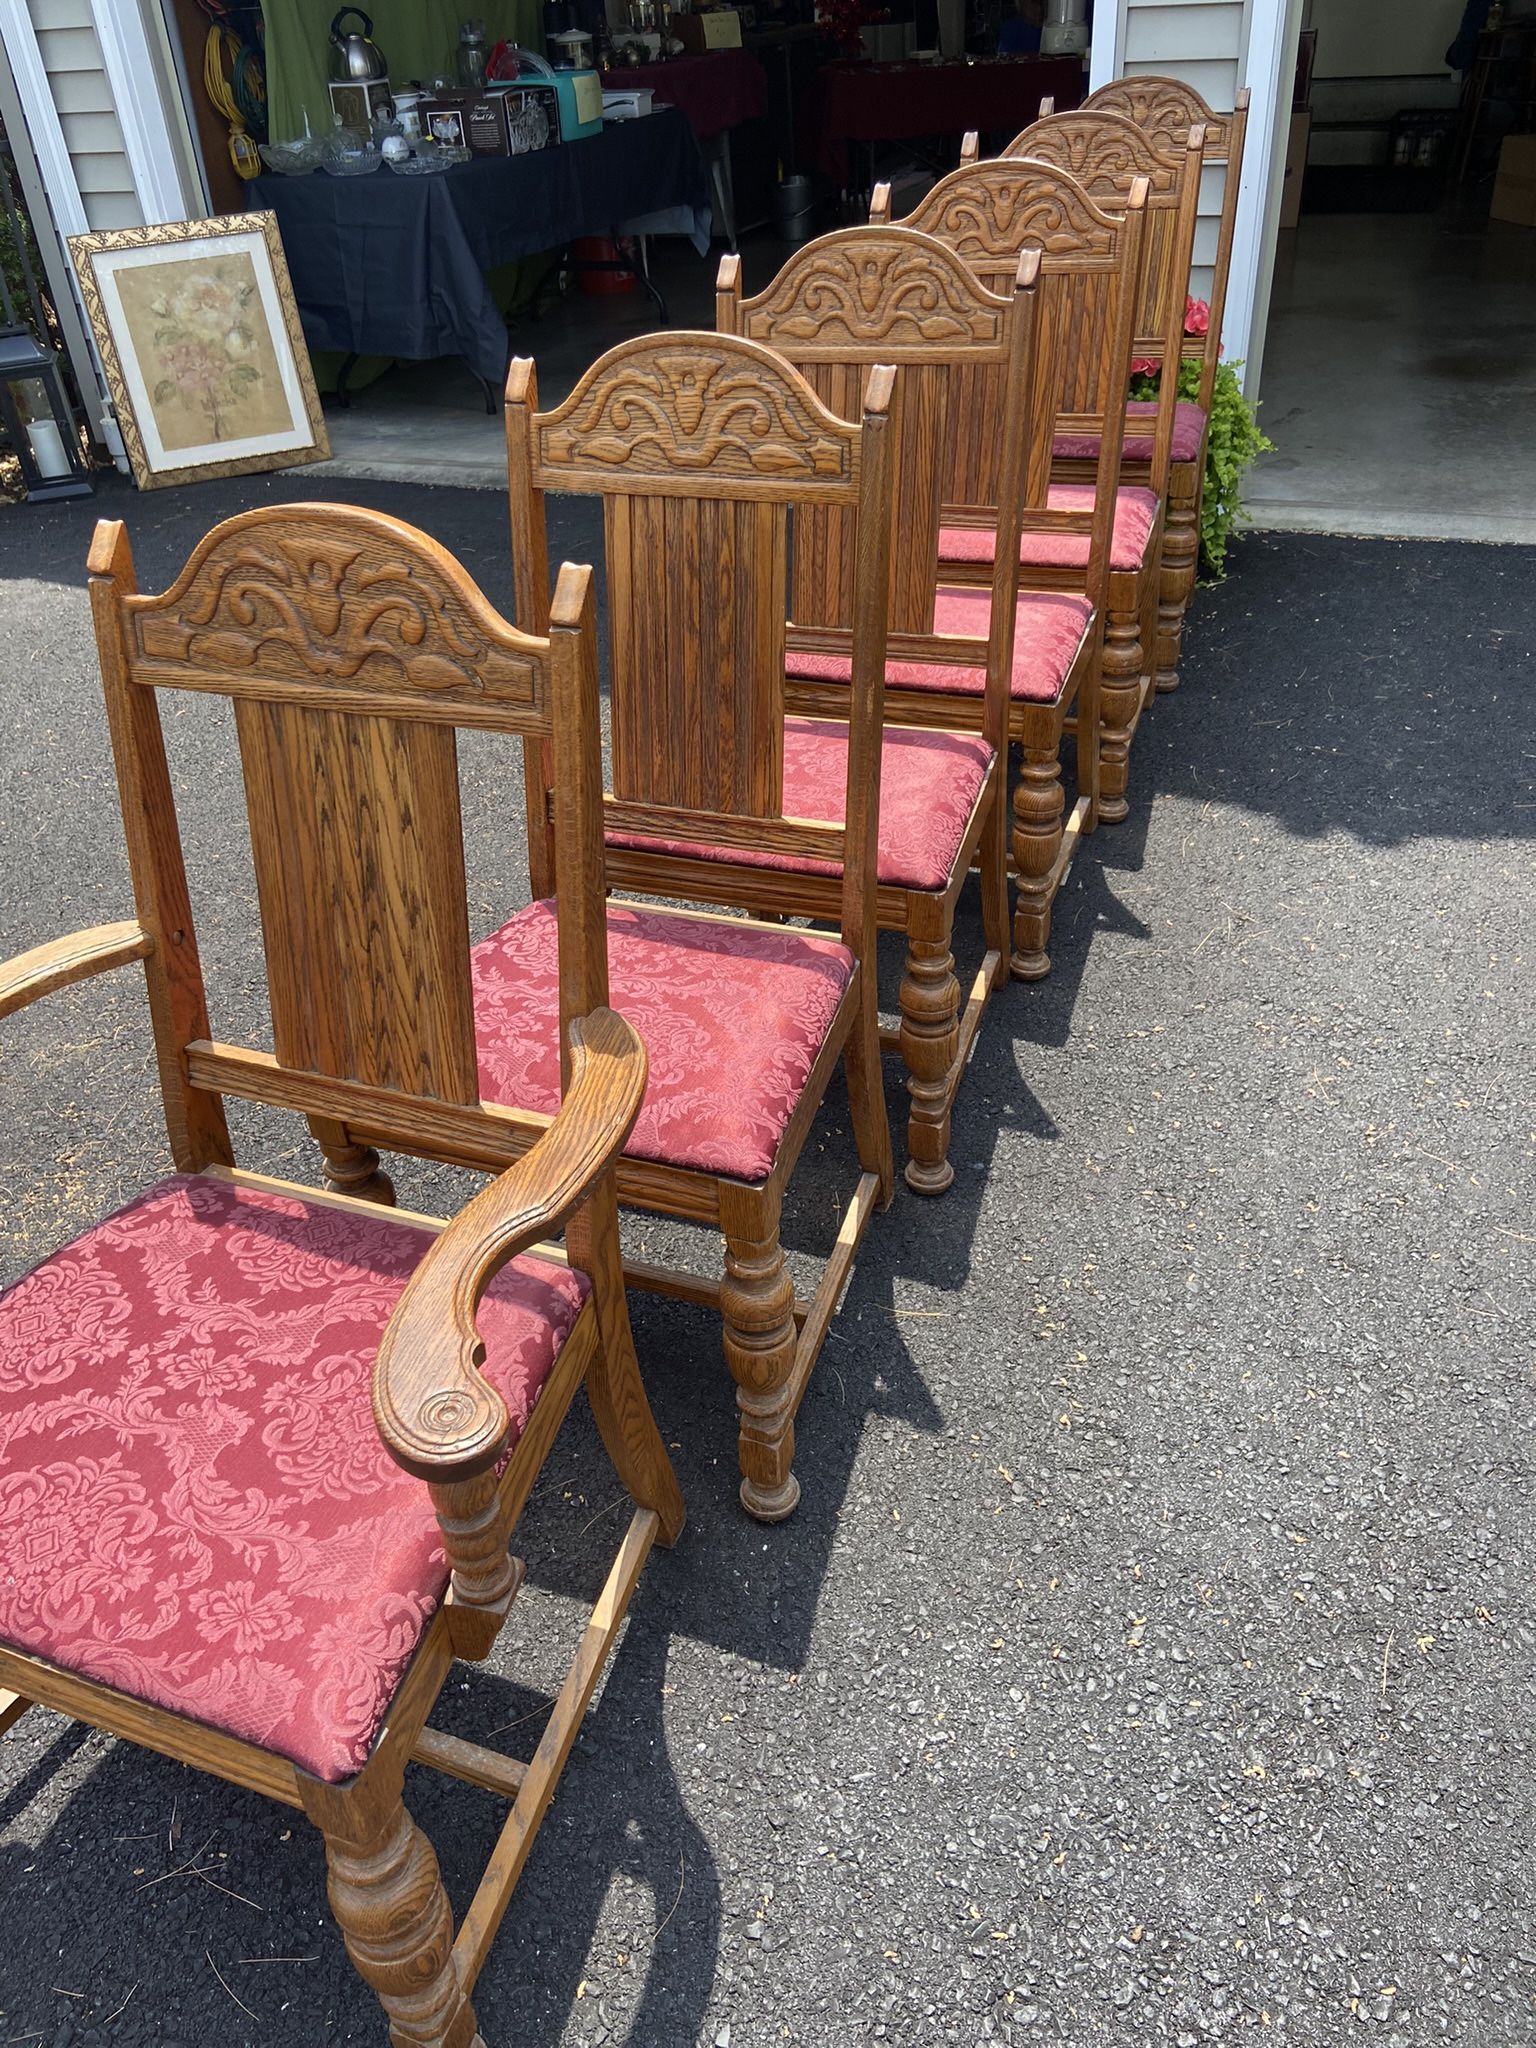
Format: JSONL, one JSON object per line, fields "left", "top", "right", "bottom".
{"left": 718, "top": 226, "right": 1102, "bottom": 1015}
{"left": 1013, "top": 78, "right": 1252, "bottom": 689}
{"left": 500, "top": 331, "right": 898, "bottom": 1517}
{"left": 873, "top": 160, "right": 1156, "bottom": 826}
{"left": 965, "top": 110, "right": 1207, "bottom": 696}
{"left": 0, "top": 504, "right": 686, "bottom": 2047}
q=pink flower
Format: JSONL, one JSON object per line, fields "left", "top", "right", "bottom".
{"left": 1130, "top": 356, "right": 1159, "bottom": 378}
{"left": 1184, "top": 296, "right": 1211, "bottom": 337}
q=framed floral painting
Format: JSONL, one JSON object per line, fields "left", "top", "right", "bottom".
{"left": 68, "top": 212, "right": 329, "bottom": 491}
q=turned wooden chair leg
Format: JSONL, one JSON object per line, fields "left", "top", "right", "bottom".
{"left": 899, "top": 909, "right": 960, "bottom": 1197}
{"left": 1097, "top": 602, "right": 1144, "bottom": 825}
{"left": 308, "top": 1115, "right": 397, "bottom": 1205}
{"left": 718, "top": 1182, "right": 800, "bottom": 1522}
{"left": 301, "top": 1771, "right": 483, "bottom": 2048}
{"left": 1156, "top": 469, "right": 1200, "bottom": 694}
{"left": 1011, "top": 742, "right": 1064, "bottom": 981}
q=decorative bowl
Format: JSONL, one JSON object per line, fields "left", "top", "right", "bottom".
{"left": 324, "top": 144, "right": 383, "bottom": 175}
{"left": 258, "top": 138, "right": 325, "bottom": 175}
{"left": 386, "top": 148, "right": 452, "bottom": 175}
{"left": 322, "top": 128, "right": 383, "bottom": 175}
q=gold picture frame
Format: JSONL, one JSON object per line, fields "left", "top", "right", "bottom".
{"left": 68, "top": 211, "right": 329, "bottom": 492}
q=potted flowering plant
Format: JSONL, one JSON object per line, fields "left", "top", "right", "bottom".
{"left": 1130, "top": 296, "right": 1272, "bottom": 579}
{"left": 821, "top": 0, "right": 879, "bottom": 55}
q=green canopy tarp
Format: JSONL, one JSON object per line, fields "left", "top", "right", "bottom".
{"left": 265, "top": 0, "right": 540, "bottom": 141}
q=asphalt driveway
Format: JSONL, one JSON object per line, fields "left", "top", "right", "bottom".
{"left": 0, "top": 471, "right": 1532, "bottom": 2046}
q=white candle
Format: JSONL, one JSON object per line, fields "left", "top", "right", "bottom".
{"left": 26, "top": 415, "right": 71, "bottom": 480}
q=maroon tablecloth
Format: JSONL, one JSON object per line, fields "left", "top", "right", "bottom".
{"left": 806, "top": 54, "right": 1085, "bottom": 183}
{"left": 600, "top": 48, "right": 768, "bottom": 140}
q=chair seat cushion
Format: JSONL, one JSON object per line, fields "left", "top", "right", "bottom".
{"left": 0, "top": 1174, "right": 587, "bottom": 1784}
{"left": 607, "top": 716, "right": 993, "bottom": 895}
{"left": 940, "top": 485, "right": 1159, "bottom": 577}
{"left": 1053, "top": 399, "right": 1207, "bottom": 466}
{"left": 786, "top": 592, "right": 1092, "bottom": 712}
{"left": 474, "top": 901, "right": 852, "bottom": 1183}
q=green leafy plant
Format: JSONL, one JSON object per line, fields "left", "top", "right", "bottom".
{"left": 1128, "top": 299, "right": 1273, "bottom": 579}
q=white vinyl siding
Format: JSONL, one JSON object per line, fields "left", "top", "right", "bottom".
{"left": 1095, "top": 0, "right": 1255, "bottom": 304}
{"left": 26, "top": 0, "right": 140, "bottom": 229}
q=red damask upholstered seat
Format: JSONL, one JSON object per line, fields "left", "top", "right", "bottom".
{"left": 0, "top": 1174, "right": 587, "bottom": 1784}
{"left": 940, "top": 484, "right": 1161, "bottom": 577}
{"left": 607, "top": 715, "right": 992, "bottom": 895}
{"left": 1053, "top": 399, "right": 1208, "bottom": 466}
{"left": 786, "top": 591, "right": 1092, "bottom": 710}
{"left": 474, "top": 901, "right": 852, "bottom": 1183}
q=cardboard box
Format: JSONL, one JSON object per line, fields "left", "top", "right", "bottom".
{"left": 1279, "top": 107, "right": 1310, "bottom": 229}
{"left": 420, "top": 90, "right": 521, "bottom": 155}
{"left": 328, "top": 79, "right": 392, "bottom": 132}
{"left": 1490, "top": 134, "right": 1536, "bottom": 227}
{"left": 675, "top": 10, "right": 742, "bottom": 51}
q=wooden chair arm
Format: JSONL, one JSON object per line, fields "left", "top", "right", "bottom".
{"left": 372, "top": 1006, "right": 647, "bottom": 1484}
{"left": 0, "top": 921, "right": 152, "bottom": 1021}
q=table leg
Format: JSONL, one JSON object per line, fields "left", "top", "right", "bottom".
{"left": 634, "top": 240, "right": 668, "bottom": 324}
{"left": 704, "top": 132, "right": 738, "bottom": 250}
{"left": 334, "top": 352, "right": 359, "bottom": 409}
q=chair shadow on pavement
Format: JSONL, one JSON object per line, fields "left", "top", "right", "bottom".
{"left": 5, "top": 507, "right": 1533, "bottom": 2040}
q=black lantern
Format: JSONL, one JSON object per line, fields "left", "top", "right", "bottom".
{"left": 0, "top": 327, "right": 93, "bottom": 502}
{"left": 0, "top": 128, "right": 92, "bottom": 502}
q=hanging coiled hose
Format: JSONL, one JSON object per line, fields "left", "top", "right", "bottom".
{"left": 203, "top": 19, "right": 266, "bottom": 179}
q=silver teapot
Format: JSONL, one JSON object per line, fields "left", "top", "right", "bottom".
{"left": 329, "top": 8, "right": 388, "bottom": 80}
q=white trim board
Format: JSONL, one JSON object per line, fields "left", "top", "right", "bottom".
{"left": 90, "top": 0, "right": 202, "bottom": 222}
{"left": 0, "top": 0, "right": 123, "bottom": 451}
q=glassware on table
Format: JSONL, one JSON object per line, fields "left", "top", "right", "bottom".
{"left": 458, "top": 18, "right": 488, "bottom": 87}
{"left": 321, "top": 120, "right": 384, "bottom": 173}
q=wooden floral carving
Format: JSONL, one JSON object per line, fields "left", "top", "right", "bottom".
{"left": 127, "top": 512, "right": 541, "bottom": 706}
{"left": 1088, "top": 78, "right": 1233, "bottom": 158}
{"left": 740, "top": 233, "right": 1006, "bottom": 355}
{"left": 537, "top": 338, "right": 858, "bottom": 485}
{"left": 903, "top": 165, "right": 1121, "bottom": 262}
{"left": 1007, "top": 114, "right": 1179, "bottom": 194}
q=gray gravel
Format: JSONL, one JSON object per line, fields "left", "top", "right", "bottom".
{"left": 1, "top": 476, "right": 1533, "bottom": 2047}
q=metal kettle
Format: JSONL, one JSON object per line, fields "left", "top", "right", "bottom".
{"left": 329, "top": 8, "right": 388, "bottom": 80}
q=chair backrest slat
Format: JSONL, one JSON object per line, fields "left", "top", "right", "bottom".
{"left": 87, "top": 504, "right": 607, "bottom": 1164}
{"left": 603, "top": 487, "right": 789, "bottom": 819}
{"left": 233, "top": 694, "right": 479, "bottom": 1100}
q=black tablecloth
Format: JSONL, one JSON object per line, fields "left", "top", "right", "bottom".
{"left": 250, "top": 108, "right": 707, "bottom": 383}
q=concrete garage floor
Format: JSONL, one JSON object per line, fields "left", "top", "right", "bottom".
{"left": 320, "top": 208, "right": 1536, "bottom": 554}
{"left": 1248, "top": 209, "right": 1536, "bottom": 546}
{"left": 0, "top": 472, "right": 1533, "bottom": 2045}
{"left": 313, "top": 234, "right": 767, "bottom": 493}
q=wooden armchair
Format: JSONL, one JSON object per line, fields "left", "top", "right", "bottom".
{"left": 872, "top": 161, "right": 1156, "bottom": 825}
{"left": 0, "top": 506, "right": 684, "bottom": 2047}
{"left": 963, "top": 109, "right": 1208, "bottom": 698}
{"left": 716, "top": 226, "right": 1098, "bottom": 1023}
{"left": 496, "top": 331, "right": 896, "bottom": 1516}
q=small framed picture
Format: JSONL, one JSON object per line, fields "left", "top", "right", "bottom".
{"left": 68, "top": 211, "right": 329, "bottom": 492}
